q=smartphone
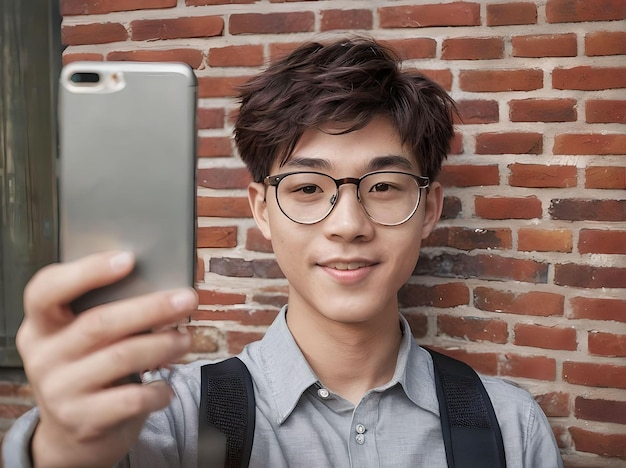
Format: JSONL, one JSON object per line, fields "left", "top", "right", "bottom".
{"left": 58, "top": 61, "right": 197, "bottom": 314}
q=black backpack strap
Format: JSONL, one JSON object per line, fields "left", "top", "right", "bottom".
{"left": 425, "top": 347, "right": 507, "bottom": 468}
{"left": 198, "top": 357, "right": 255, "bottom": 468}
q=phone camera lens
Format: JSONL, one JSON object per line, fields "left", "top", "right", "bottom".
{"left": 70, "top": 72, "right": 100, "bottom": 84}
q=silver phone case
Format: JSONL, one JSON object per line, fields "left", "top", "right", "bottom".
{"left": 58, "top": 61, "right": 197, "bottom": 313}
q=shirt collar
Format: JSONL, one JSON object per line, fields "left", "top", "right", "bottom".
{"left": 254, "top": 306, "right": 440, "bottom": 424}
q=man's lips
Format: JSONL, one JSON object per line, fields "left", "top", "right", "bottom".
{"left": 317, "top": 259, "right": 377, "bottom": 270}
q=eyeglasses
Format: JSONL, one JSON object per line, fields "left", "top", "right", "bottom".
{"left": 264, "top": 170, "right": 430, "bottom": 226}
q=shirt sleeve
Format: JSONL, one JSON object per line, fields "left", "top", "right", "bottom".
{"left": 2, "top": 407, "right": 39, "bottom": 468}
{"left": 523, "top": 399, "right": 564, "bottom": 468}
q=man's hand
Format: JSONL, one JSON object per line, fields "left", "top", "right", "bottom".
{"left": 17, "top": 251, "right": 197, "bottom": 467}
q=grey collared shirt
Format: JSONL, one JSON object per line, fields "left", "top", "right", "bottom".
{"left": 3, "top": 307, "right": 563, "bottom": 467}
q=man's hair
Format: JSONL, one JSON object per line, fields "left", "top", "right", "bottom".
{"left": 234, "top": 36, "right": 456, "bottom": 183}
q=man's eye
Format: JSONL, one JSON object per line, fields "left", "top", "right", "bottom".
{"left": 296, "top": 184, "right": 321, "bottom": 194}
{"left": 371, "top": 182, "right": 391, "bottom": 192}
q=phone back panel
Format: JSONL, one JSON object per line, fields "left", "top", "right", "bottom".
{"left": 59, "top": 61, "right": 197, "bottom": 312}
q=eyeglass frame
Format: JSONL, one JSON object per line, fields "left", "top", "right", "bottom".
{"left": 263, "top": 170, "right": 430, "bottom": 226}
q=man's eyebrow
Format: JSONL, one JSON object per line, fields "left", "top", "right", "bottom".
{"left": 282, "top": 157, "right": 332, "bottom": 170}
{"left": 366, "top": 155, "right": 415, "bottom": 172}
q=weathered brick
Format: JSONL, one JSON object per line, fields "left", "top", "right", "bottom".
{"left": 380, "top": 38, "right": 437, "bottom": 59}
{"left": 586, "top": 99, "right": 626, "bottom": 123}
{"left": 555, "top": 263, "right": 626, "bottom": 289}
{"left": 197, "top": 168, "right": 252, "bottom": 190}
{"left": 553, "top": 133, "right": 626, "bottom": 155}
{"left": 438, "top": 165, "right": 499, "bottom": 187}
{"left": 227, "top": 331, "right": 264, "bottom": 354}
{"left": 569, "top": 427, "right": 626, "bottom": 458}
{"left": 486, "top": 2, "right": 537, "bottom": 26}
{"left": 553, "top": 66, "right": 626, "bottom": 90}
{"left": 455, "top": 100, "right": 499, "bottom": 124}
{"left": 549, "top": 199, "right": 626, "bottom": 221}
{"left": 321, "top": 9, "right": 372, "bottom": 31}
{"left": 438, "top": 315, "right": 508, "bottom": 343}
{"left": 197, "top": 137, "right": 232, "bottom": 158}
{"left": 579, "top": 229, "right": 626, "bottom": 254}
{"left": 518, "top": 228, "right": 573, "bottom": 253}
{"left": 398, "top": 282, "right": 470, "bottom": 308}
{"left": 245, "top": 227, "right": 273, "bottom": 253}
{"left": 197, "top": 108, "right": 225, "bottom": 129}
{"left": 107, "top": 48, "right": 203, "bottom": 68}
{"left": 546, "top": 0, "right": 626, "bottom": 23}
{"left": 563, "top": 362, "right": 626, "bottom": 389}
{"left": 442, "top": 37, "right": 504, "bottom": 60}
{"left": 431, "top": 347, "right": 498, "bottom": 375}
{"left": 535, "top": 392, "right": 570, "bottom": 417}
{"left": 197, "top": 226, "right": 237, "bottom": 248}
{"left": 475, "top": 196, "right": 543, "bottom": 220}
{"left": 586, "top": 31, "right": 626, "bottom": 56}
{"left": 422, "top": 226, "right": 512, "bottom": 250}
{"left": 130, "top": 16, "right": 224, "bottom": 41}
{"left": 210, "top": 257, "right": 253, "bottom": 277}
{"left": 440, "top": 196, "right": 462, "bottom": 220}
{"left": 585, "top": 166, "right": 626, "bottom": 189}
{"left": 570, "top": 297, "right": 626, "bottom": 323}
{"left": 208, "top": 44, "right": 263, "bottom": 67}
{"left": 198, "top": 75, "right": 251, "bottom": 98}
{"left": 192, "top": 308, "right": 278, "bottom": 326}
{"left": 62, "top": 52, "right": 103, "bottom": 64}
{"left": 401, "top": 312, "right": 428, "bottom": 338}
{"left": 500, "top": 354, "right": 556, "bottom": 381}
{"left": 61, "top": 0, "right": 176, "bottom": 15}
{"left": 509, "top": 164, "right": 577, "bottom": 188}
{"left": 509, "top": 98, "right": 577, "bottom": 122}
{"left": 187, "top": 0, "right": 254, "bottom": 4}
{"left": 197, "top": 196, "right": 251, "bottom": 218}
{"left": 62, "top": 23, "right": 128, "bottom": 45}
{"left": 575, "top": 397, "right": 626, "bottom": 424}
{"left": 474, "top": 287, "right": 564, "bottom": 316}
{"left": 588, "top": 331, "right": 626, "bottom": 357}
{"left": 187, "top": 326, "right": 219, "bottom": 353}
{"left": 415, "top": 69, "right": 453, "bottom": 91}
{"left": 460, "top": 69, "right": 543, "bottom": 92}
{"left": 475, "top": 132, "right": 542, "bottom": 154}
{"left": 512, "top": 33, "right": 577, "bottom": 57}
{"left": 230, "top": 12, "right": 314, "bottom": 34}
{"left": 196, "top": 255, "right": 205, "bottom": 283}
{"left": 379, "top": 3, "right": 481, "bottom": 28}
{"left": 513, "top": 323, "right": 577, "bottom": 350}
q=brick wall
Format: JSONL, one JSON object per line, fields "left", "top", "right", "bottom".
{"left": 2, "top": 0, "right": 625, "bottom": 465}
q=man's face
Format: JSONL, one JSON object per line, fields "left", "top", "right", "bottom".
{"left": 249, "top": 116, "right": 443, "bottom": 327}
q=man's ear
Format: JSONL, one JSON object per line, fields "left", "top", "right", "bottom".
{"left": 248, "top": 182, "right": 272, "bottom": 240}
{"left": 421, "top": 181, "right": 443, "bottom": 240}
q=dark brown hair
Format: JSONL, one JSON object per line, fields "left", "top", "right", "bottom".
{"left": 234, "top": 37, "right": 456, "bottom": 183}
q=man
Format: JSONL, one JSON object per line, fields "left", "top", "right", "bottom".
{"left": 4, "top": 37, "right": 563, "bottom": 467}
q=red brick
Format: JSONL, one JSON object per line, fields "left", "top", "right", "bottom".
{"left": 196, "top": 255, "right": 205, "bottom": 283}
{"left": 514, "top": 323, "right": 577, "bottom": 350}
{"left": 555, "top": 263, "right": 626, "bottom": 289}
{"left": 62, "top": 52, "right": 104, "bottom": 64}
{"left": 512, "top": 33, "right": 577, "bottom": 57}
{"left": 192, "top": 309, "right": 278, "bottom": 326}
{"left": 321, "top": 9, "right": 373, "bottom": 31}
{"left": 62, "top": 23, "right": 128, "bottom": 45}
{"left": 197, "top": 137, "right": 232, "bottom": 158}
{"left": 438, "top": 165, "right": 499, "bottom": 187}
{"left": 380, "top": 38, "right": 437, "bottom": 59}
{"left": 402, "top": 312, "right": 428, "bottom": 338}
{"left": 130, "top": 16, "right": 224, "bottom": 41}
{"left": 475, "top": 196, "right": 542, "bottom": 219}
{"left": 0, "top": 403, "right": 35, "bottom": 419}
{"left": 187, "top": 325, "right": 219, "bottom": 353}
{"left": 564, "top": 361, "right": 626, "bottom": 389}
{"left": 579, "top": 229, "right": 626, "bottom": 254}
{"left": 586, "top": 99, "right": 626, "bottom": 123}
{"left": 227, "top": 331, "right": 264, "bottom": 354}
{"left": 245, "top": 227, "right": 273, "bottom": 253}
{"left": 379, "top": 3, "right": 481, "bottom": 28}
{"left": 416, "top": 252, "right": 548, "bottom": 283}
{"left": 268, "top": 42, "right": 300, "bottom": 62}
{"left": 553, "top": 133, "right": 626, "bottom": 155}
{"left": 549, "top": 199, "right": 626, "bottom": 221}
{"left": 438, "top": 315, "right": 508, "bottom": 343}
{"left": 486, "top": 2, "right": 537, "bottom": 26}
{"left": 187, "top": 0, "right": 254, "bottom": 4}
{"left": 415, "top": 69, "right": 453, "bottom": 91}
{"left": 476, "top": 132, "right": 542, "bottom": 154}
{"left": 208, "top": 45, "right": 263, "bottom": 67}
{"left": 570, "top": 297, "right": 626, "bottom": 323}
{"left": 518, "top": 228, "right": 573, "bottom": 253}
{"left": 474, "top": 287, "right": 565, "bottom": 316}
{"left": 197, "top": 197, "right": 251, "bottom": 218}
{"left": 398, "top": 282, "right": 470, "bottom": 308}
{"left": 197, "top": 167, "right": 252, "bottom": 190}
{"left": 553, "top": 66, "right": 626, "bottom": 90}
{"left": 441, "top": 196, "right": 462, "bottom": 220}
{"left": 107, "top": 49, "right": 203, "bottom": 68}
{"left": 455, "top": 100, "right": 499, "bottom": 124}
{"left": 61, "top": 0, "right": 176, "bottom": 15}
{"left": 585, "top": 166, "right": 626, "bottom": 189}
{"left": 570, "top": 427, "right": 626, "bottom": 458}
{"left": 509, "top": 98, "right": 577, "bottom": 122}
{"left": 442, "top": 37, "right": 504, "bottom": 60}
{"left": 197, "top": 108, "right": 225, "bottom": 129}
{"left": 431, "top": 348, "right": 498, "bottom": 375}
{"left": 460, "top": 69, "right": 543, "bottom": 92}
{"left": 535, "top": 392, "right": 570, "bottom": 417}
{"left": 500, "top": 354, "right": 556, "bottom": 381}
{"left": 197, "top": 226, "right": 237, "bottom": 248}
{"left": 509, "top": 164, "right": 577, "bottom": 188}
{"left": 575, "top": 397, "right": 626, "bottom": 424}
{"left": 588, "top": 331, "right": 626, "bottom": 357}
{"left": 0, "top": 382, "right": 33, "bottom": 399}
{"left": 586, "top": 31, "right": 626, "bottom": 56}
{"left": 230, "top": 12, "right": 314, "bottom": 34}
{"left": 196, "top": 289, "right": 246, "bottom": 305}
{"left": 198, "top": 75, "right": 251, "bottom": 98}
{"left": 422, "top": 226, "right": 512, "bottom": 250}
{"left": 546, "top": 0, "right": 626, "bottom": 23}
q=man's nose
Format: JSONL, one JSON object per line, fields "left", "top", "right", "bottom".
{"left": 322, "top": 184, "right": 375, "bottom": 241}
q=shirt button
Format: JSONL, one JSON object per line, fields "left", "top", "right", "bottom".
{"left": 355, "top": 434, "right": 365, "bottom": 445}
{"left": 355, "top": 424, "right": 366, "bottom": 434}
{"left": 317, "top": 388, "right": 330, "bottom": 399}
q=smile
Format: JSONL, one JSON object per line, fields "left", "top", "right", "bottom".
{"left": 328, "top": 262, "right": 370, "bottom": 270}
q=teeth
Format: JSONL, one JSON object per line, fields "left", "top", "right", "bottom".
{"left": 331, "top": 262, "right": 366, "bottom": 270}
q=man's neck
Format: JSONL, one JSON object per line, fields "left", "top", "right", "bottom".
{"left": 286, "top": 303, "right": 403, "bottom": 405}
